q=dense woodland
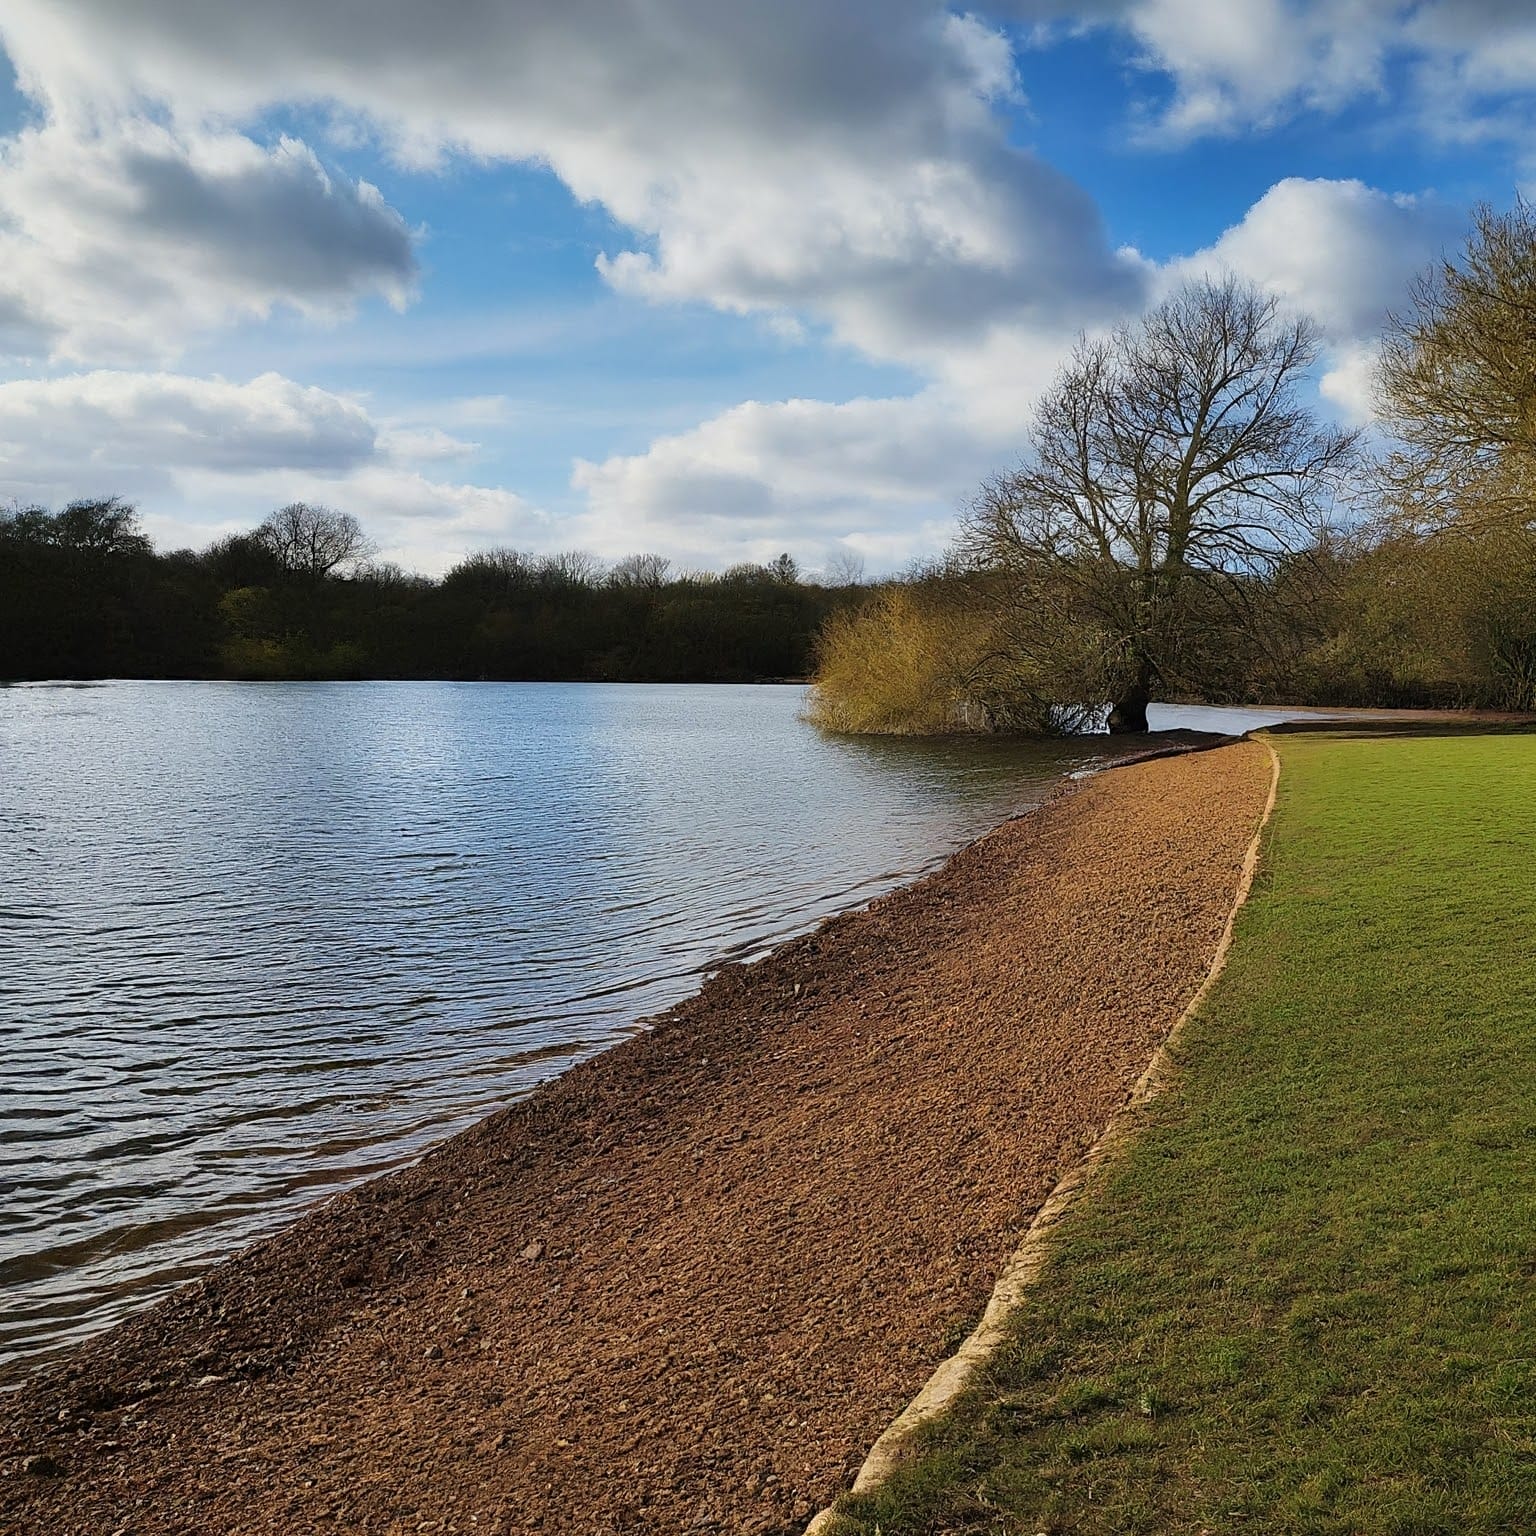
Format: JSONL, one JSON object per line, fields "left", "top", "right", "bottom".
{"left": 0, "top": 506, "right": 858, "bottom": 683}
{"left": 7, "top": 202, "right": 1536, "bottom": 726}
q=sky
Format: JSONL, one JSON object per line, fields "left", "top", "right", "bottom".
{"left": 0, "top": 1, "right": 1529, "bottom": 577}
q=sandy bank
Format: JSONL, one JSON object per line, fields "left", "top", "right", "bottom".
{"left": 1, "top": 740, "right": 1271, "bottom": 1536}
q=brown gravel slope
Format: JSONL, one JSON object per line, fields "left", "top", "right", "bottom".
{"left": 0, "top": 740, "right": 1271, "bottom": 1536}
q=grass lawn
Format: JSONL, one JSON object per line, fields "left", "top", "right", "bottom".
{"left": 829, "top": 727, "right": 1536, "bottom": 1536}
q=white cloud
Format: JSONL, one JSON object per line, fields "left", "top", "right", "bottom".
{"left": 1319, "top": 343, "right": 1383, "bottom": 426}
{"left": 0, "top": 0, "right": 1163, "bottom": 570}
{"left": 1406, "top": 1, "right": 1536, "bottom": 95}
{"left": 139, "top": 464, "right": 550, "bottom": 578}
{"left": 1162, "top": 177, "right": 1465, "bottom": 429}
{"left": 1126, "top": 0, "right": 1393, "bottom": 141}
{"left": 571, "top": 389, "right": 1022, "bottom": 568}
{"left": 0, "top": 165, "right": 1464, "bottom": 572}
{"left": 572, "top": 173, "right": 1468, "bottom": 561}
{"left": 1166, "top": 178, "right": 1461, "bottom": 345}
{"left": 0, "top": 1, "right": 1143, "bottom": 368}
{"left": 1010, "top": 0, "right": 1536, "bottom": 145}
{"left": 1002, "top": 0, "right": 1388, "bottom": 135}
{"left": 0, "top": 4, "right": 1498, "bottom": 567}
{"left": 0, "top": 0, "right": 1169, "bottom": 575}
{"left": 0, "top": 369, "right": 548, "bottom": 573}
{"left": 377, "top": 426, "right": 479, "bottom": 464}
{"left": 0, "top": 370, "right": 376, "bottom": 496}
{"left": 295, "top": 466, "right": 550, "bottom": 576}
{"left": 0, "top": 119, "right": 416, "bottom": 362}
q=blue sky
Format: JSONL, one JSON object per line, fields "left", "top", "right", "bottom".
{"left": 0, "top": 2, "right": 1529, "bottom": 575}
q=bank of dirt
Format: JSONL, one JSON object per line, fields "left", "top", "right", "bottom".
{"left": 0, "top": 740, "right": 1271, "bottom": 1536}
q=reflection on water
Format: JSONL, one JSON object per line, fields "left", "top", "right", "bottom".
{"left": 3, "top": 681, "right": 1157, "bottom": 1379}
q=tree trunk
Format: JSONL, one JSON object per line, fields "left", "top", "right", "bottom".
{"left": 1106, "top": 672, "right": 1151, "bottom": 733}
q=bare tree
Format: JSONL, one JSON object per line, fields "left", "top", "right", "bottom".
{"left": 537, "top": 550, "right": 606, "bottom": 587}
{"left": 607, "top": 553, "right": 674, "bottom": 588}
{"left": 823, "top": 549, "right": 867, "bottom": 587}
{"left": 965, "top": 276, "right": 1356, "bottom": 731}
{"left": 1377, "top": 199, "right": 1536, "bottom": 531}
{"left": 255, "top": 503, "right": 374, "bottom": 580}
{"left": 442, "top": 548, "right": 538, "bottom": 597}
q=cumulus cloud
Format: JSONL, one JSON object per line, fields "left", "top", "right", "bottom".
{"left": 1408, "top": 0, "right": 1536, "bottom": 88}
{"left": 0, "top": 369, "right": 547, "bottom": 573}
{"left": 0, "top": 0, "right": 1166, "bottom": 568}
{"left": 0, "top": 119, "right": 417, "bottom": 362}
{"left": 573, "top": 173, "right": 1468, "bottom": 559}
{"left": 1124, "top": 0, "right": 1393, "bottom": 141}
{"left": 277, "top": 465, "right": 550, "bottom": 577}
{"left": 376, "top": 426, "right": 479, "bottom": 464}
{"left": 1006, "top": 0, "right": 1536, "bottom": 145}
{"left": 1319, "top": 343, "right": 1384, "bottom": 426}
{"left": 139, "top": 464, "right": 550, "bottom": 578}
{"left": 1166, "top": 178, "right": 1460, "bottom": 343}
{"left": 0, "top": 0, "right": 1143, "bottom": 366}
{"left": 571, "top": 389, "right": 1020, "bottom": 568}
{"left": 1161, "top": 177, "right": 1464, "bottom": 426}
{"left": 0, "top": 371, "right": 375, "bottom": 498}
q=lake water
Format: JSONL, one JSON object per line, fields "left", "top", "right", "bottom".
{"left": 0, "top": 681, "right": 1258, "bottom": 1380}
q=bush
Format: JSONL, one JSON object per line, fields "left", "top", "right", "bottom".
{"left": 806, "top": 581, "right": 1059, "bottom": 735}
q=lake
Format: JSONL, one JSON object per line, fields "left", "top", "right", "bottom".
{"left": 0, "top": 681, "right": 1255, "bottom": 1379}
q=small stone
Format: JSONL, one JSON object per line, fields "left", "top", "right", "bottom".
{"left": 519, "top": 1240, "right": 546, "bottom": 1262}
{"left": 424, "top": 1345, "right": 443, "bottom": 1361}
{"left": 22, "top": 1453, "right": 62, "bottom": 1477}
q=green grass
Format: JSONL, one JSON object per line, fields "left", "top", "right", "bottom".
{"left": 830, "top": 728, "right": 1536, "bottom": 1536}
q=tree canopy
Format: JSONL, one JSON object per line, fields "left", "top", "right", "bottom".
{"left": 963, "top": 277, "right": 1356, "bottom": 730}
{"left": 254, "top": 503, "right": 374, "bottom": 580}
{"left": 1378, "top": 199, "right": 1536, "bottom": 532}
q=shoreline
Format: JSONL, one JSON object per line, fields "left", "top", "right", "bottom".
{"left": 804, "top": 736, "right": 1283, "bottom": 1532}
{"left": 0, "top": 720, "right": 1227, "bottom": 1390}
{"left": 2, "top": 740, "right": 1273, "bottom": 1535}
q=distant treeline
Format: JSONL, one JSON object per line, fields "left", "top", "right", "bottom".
{"left": 0, "top": 499, "right": 862, "bottom": 683}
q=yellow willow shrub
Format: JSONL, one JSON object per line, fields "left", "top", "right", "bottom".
{"left": 806, "top": 584, "right": 1052, "bottom": 734}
